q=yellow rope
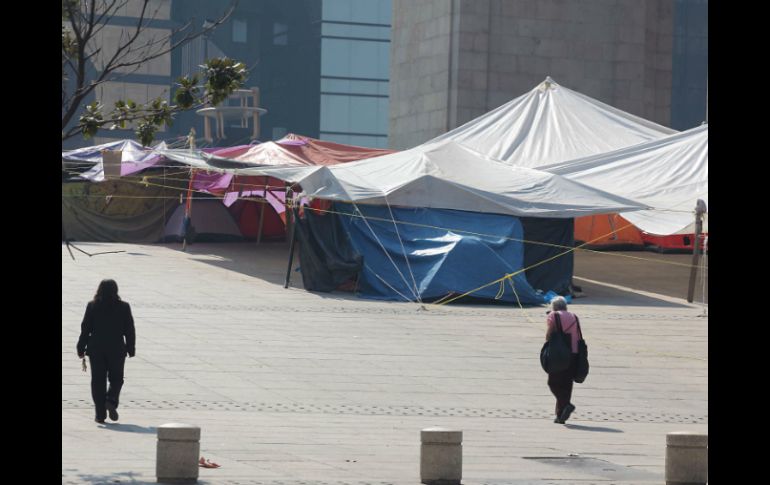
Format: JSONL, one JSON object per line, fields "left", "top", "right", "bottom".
{"left": 64, "top": 168, "right": 706, "bottom": 269}
{"left": 63, "top": 171, "right": 708, "bottom": 274}
{"left": 64, "top": 168, "right": 708, "bottom": 361}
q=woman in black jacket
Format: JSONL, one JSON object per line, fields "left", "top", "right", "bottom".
{"left": 77, "top": 279, "right": 135, "bottom": 424}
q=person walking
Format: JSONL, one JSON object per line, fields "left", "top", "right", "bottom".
{"left": 76, "top": 279, "right": 135, "bottom": 424}
{"left": 545, "top": 296, "right": 581, "bottom": 424}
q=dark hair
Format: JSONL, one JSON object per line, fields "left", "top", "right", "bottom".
{"left": 93, "top": 279, "right": 121, "bottom": 304}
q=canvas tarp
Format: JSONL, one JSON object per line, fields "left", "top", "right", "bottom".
{"left": 229, "top": 133, "right": 394, "bottom": 166}
{"left": 331, "top": 203, "right": 545, "bottom": 304}
{"left": 163, "top": 199, "right": 244, "bottom": 242}
{"left": 242, "top": 141, "right": 648, "bottom": 219}
{"left": 425, "top": 77, "right": 676, "bottom": 168}
{"left": 519, "top": 217, "right": 575, "bottom": 295}
{"left": 573, "top": 214, "right": 645, "bottom": 248}
{"left": 62, "top": 176, "right": 184, "bottom": 243}
{"left": 542, "top": 125, "right": 708, "bottom": 235}
{"left": 293, "top": 206, "right": 363, "bottom": 292}
{"left": 158, "top": 135, "right": 393, "bottom": 225}
{"left": 63, "top": 140, "right": 169, "bottom": 181}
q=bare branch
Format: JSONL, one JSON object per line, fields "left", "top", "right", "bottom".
{"left": 62, "top": 0, "right": 241, "bottom": 140}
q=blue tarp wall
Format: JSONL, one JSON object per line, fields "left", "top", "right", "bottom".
{"left": 334, "top": 203, "right": 547, "bottom": 304}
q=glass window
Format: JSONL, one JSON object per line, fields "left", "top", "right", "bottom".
{"left": 232, "top": 19, "right": 247, "bottom": 43}
{"left": 319, "top": 1, "right": 391, "bottom": 149}
{"left": 321, "top": 78, "right": 387, "bottom": 95}
{"left": 321, "top": 38, "right": 389, "bottom": 78}
{"left": 320, "top": 94, "right": 386, "bottom": 135}
{"left": 273, "top": 22, "right": 288, "bottom": 46}
{"left": 320, "top": 95, "right": 350, "bottom": 132}
{"left": 671, "top": 0, "right": 708, "bottom": 130}
{"left": 323, "top": 0, "right": 390, "bottom": 24}
{"left": 322, "top": 22, "right": 390, "bottom": 40}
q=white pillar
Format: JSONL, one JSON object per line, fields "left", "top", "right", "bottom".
{"left": 156, "top": 423, "right": 200, "bottom": 483}
{"left": 665, "top": 432, "right": 708, "bottom": 485}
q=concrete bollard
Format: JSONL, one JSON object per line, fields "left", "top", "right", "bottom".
{"left": 420, "top": 427, "right": 462, "bottom": 485}
{"left": 156, "top": 423, "right": 201, "bottom": 484}
{"left": 665, "top": 432, "right": 708, "bottom": 485}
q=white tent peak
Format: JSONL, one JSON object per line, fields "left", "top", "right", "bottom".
{"left": 426, "top": 78, "right": 676, "bottom": 168}
{"left": 538, "top": 76, "right": 558, "bottom": 92}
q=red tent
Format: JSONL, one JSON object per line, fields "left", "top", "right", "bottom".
{"left": 192, "top": 134, "right": 395, "bottom": 239}
{"left": 232, "top": 133, "right": 394, "bottom": 166}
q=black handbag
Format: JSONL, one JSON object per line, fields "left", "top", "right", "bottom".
{"left": 540, "top": 312, "right": 572, "bottom": 374}
{"left": 574, "top": 316, "right": 589, "bottom": 383}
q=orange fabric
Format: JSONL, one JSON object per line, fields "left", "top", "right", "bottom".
{"left": 574, "top": 214, "right": 644, "bottom": 247}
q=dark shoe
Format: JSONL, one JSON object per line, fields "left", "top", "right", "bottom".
{"left": 559, "top": 403, "right": 576, "bottom": 423}
{"left": 554, "top": 417, "right": 565, "bottom": 424}
{"left": 106, "top": 401, "right": 119, "bottom": 421}
{"left": 95, "top": 418, "right": 105, "bottom": 424}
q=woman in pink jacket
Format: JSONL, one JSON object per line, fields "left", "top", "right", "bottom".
{"left": 545, "top": 296, "right": 580, "bottom": 424}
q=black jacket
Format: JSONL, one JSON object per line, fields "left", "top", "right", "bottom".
{"left": 76, "top": 300, "right": 136, "bottom": 357}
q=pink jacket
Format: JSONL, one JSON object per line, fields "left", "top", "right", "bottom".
{"left": 546, "top": 310, "right": 581, "bottom": 354}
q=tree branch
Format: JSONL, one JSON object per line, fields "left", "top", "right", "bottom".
{"left": 62, "top": 0, "right": 241, "bottom": 141}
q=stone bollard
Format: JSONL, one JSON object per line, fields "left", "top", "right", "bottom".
{"left": 156, "top": 423, "right": 201, "bottom": 484}
{"left": 665, "top": 432, "right": 708, "bottom": 485}
{"left": 420, "top": 427, "right": 462, "bottom": 485}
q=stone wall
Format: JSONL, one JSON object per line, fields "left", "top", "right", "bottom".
{"left": 389, "top": 0, "right": 674, "bottom": 150}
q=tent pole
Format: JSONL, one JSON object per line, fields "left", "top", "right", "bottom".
{"left": 257, "top": 176, "right": 267, "bottom": 244}
{"left": 285, "top": 183, "right": 293, "bottom": 239}
{"left": 181, "top": 169, "right": 195, "bottom": 252}
{"left": 686, "top": 200, "right": 707, "bottom": 303}
{"left": 284, "top": 207, "right": 297, "bottom": 289}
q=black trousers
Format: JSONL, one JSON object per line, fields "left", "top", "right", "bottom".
{"left": 88, "top": 352, "right": 126, "bottom": 420}
{"left": 547, "top": 355, "right": 578, "bottom": 417}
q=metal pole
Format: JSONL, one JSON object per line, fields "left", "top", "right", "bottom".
{"left": 284, "top": 207, "right": 297, "bottom": 289}
{"left": 256, "top": 177, "right": 267, "bottom": 244}
{"left": 687, "top": 200, "right": 707, "bottom": 303}
{"left": 285, "top": 184, "right": 293, "bottom": 240}
{"left": 181, "top": 169, "right": 195, "bottom": 252}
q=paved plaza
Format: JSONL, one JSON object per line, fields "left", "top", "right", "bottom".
{"left": 62, "top": 242, "right": 708, "bottom": 484}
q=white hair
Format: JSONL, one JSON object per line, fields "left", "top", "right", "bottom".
{"left": 550, "top": 296, "right": 568, "bottom": 311}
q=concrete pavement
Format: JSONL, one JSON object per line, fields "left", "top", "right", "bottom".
{"left": 62, "top": 242, "right": 707, "bottom": 484}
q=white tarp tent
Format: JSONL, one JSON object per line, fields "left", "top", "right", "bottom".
{"left": 241, "top": 141, "right": 647, "bottom": 218}
{"left": 425, "top": 77, "right": 676, "bottom": 168}
{"left": 542, "top": 124, "right": 708, "bottom": 235}
{"left": 63, "top": 140, "right": 168, "bottom": 181}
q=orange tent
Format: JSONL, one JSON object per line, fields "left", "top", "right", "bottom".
{"left": 574, "top": 214, "right": 644, "bottom": 249}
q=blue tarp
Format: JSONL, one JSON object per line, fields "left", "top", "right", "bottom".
{"left": 334, "top": 203, "right": 545, "bottom": 305}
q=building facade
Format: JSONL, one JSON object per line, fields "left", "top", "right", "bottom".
{"left": 318, "top": 0, "right": 391, "bottom": 148}
{"left": 64, "top": 0, "right": 392, "bottom": 150}
{"left": 388, "top": 0, "right": 708, "bottom": 150}
{"left": 62, "top": 0, "right": 174, "bottom": 150}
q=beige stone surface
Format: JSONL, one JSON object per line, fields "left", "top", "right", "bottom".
{"left": 62, "top": 242, "right": 707, "bottom": 484}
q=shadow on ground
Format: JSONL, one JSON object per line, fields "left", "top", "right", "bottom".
{"left": 159, "top": 242, "right": 698, "bottom": 310}
{"left": 69, "top": 474, "right": 219, "bottom": 485}
{"left": 103, "top": 423, "right": 157, "bottom": 434}
{"left": 564, "top": 423, "right": 624, "bottom": 433}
